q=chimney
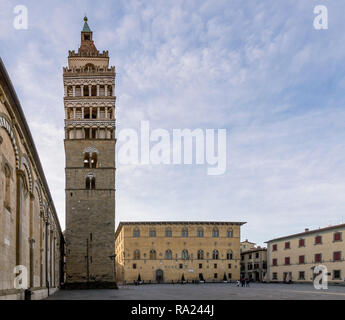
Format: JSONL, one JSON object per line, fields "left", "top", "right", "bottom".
{"left": 305, "top": 228, "right": 309, "bottom": 232}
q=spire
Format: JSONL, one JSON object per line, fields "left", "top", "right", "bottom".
{"left": 79, "top": 16, "right": 98, "bottom": 55}
{"left": 82, "top": 16, "right": 91, "bottom": 32}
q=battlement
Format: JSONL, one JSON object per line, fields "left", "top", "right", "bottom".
{"left": 68, "top": 50, "right": 109, "bottom": 58}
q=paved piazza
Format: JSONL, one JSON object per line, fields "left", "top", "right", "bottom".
{"left": 47, "top": 283, "right": 345, "bottom": 300}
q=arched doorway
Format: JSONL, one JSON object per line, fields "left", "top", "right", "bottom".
{"left": 156, "top": 269, "right": 164, "bottom": 283}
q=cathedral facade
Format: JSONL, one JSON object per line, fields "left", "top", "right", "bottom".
{"left": 0, "top": 59, "right": 63, "bottom": 300}
{"left": 63, "top": 17, "right": 117, "bottom": 288}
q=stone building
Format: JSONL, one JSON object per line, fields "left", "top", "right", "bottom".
{"left": 0, "top": 59, "right": 63, "bottom": 300}
{"left": 240, "top": 246, "right": 267, "bottom": 282}
{"left": 115, "top": 221, "right": 245, "bottom": 284}
{"left": 240, "top": 239, "right": 256, "bottom": 252}
{"left": 64, "top": 17, "right": 117, "bottom": 288}
{"left": 266, "top": 224, "right": 345, "bottom": 284}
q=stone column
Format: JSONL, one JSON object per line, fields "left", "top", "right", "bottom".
{"left": 112, "top": 84, "right": 115, "bottom": 96}
{"left": 82, "top": 107, "right": 84, "bottom": 119}
{"left": 73, "top": 108, "right": 76, "bottom": 119}
{"left": 81, "top": 85, "right": 84, "bottom": 97}
{"left": 97, "top": 107, "right": 100, "bottom": 119}
{"left": 97, "top": 84, "right": 100, "bottom": 96}
{"left": 105, "top": 84, "right": 108, "bottom": 97}
{"left": 29, "top": 194, "right": 34, "bottom": 287}
{"left": 72, "top": 85, "right": 76, "bottom": 97}
{"left": 88, "top": 85, "right": 92, "bottom": 97}
{"left": 64, "top": 86, "right": 67, "bottom": 97}
{"left": 105, "top": 107, "right": 108, "bottom": 119}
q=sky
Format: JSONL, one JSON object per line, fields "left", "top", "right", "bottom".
{"left": 1, "top": 0, "right": 345, "bottom": 246}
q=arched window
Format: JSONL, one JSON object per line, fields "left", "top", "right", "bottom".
{"left": 182, "top": 250, "right": 189, "bottom": 260}
{"left": 4, "top": 165, "right": 11, "bottom": 209}
{"left": 212, "top": 227, "right": 219, "bottom": 238}
{"left": 165, "top": 227, "right": 172, "bottom": 237}
{"left": 197, "top": 250, "right": 204, "bottom": 260}
{"left": 85, "top": 174, "right": 96, "bottom": 190}
{"left": 212, "top": 250, "right": 219, "bottom": 260}
{"left": 165, "top": 250, "right": 172, "bottom": 260}
{"left": 181, "top": 228, "right": 188, "bottom": 237}
{"left": 197, "top": 228, "right": 204, "bottom": 237}
{"left": 133, "top": 228, "right": 140, "bottom": 237}
{"left": 149, "top": 228, "right": 156, "bottom": 237}
{"left": 227, "top": 250, "right": 233, "bottom": 260}
{"left": 150, "top": 250, "right": 156, "bottom": 260}
{"left": 83, "top": 148, "right": 98, "bottom": 168}
{"left": 85, "top": 63, "right": 96, "bottom": 71}
{"left": 133, "top": 250, "right": 140, "bottom": 260}
{"left": 227, "top": 228, "right": 233, "bottom": 238}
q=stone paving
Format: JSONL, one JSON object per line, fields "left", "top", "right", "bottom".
{"left": 46, "top": 282, "right": 345, "bottom": 300}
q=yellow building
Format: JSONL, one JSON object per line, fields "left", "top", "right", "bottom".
{"left": 115, "top": 221, "right": 245, "bottom": 284}
{"left": 266, "top": 224, "right": 345, "bottom": 284}
{"left": 240, "top": 239, "right": 256, "bottom": 252}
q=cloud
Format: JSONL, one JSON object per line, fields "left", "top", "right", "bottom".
{"left": 2, "top": 0, "right": 345, "bottom": 247}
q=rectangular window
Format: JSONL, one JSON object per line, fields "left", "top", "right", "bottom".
{"left": 299, "top": 255, "right": 305, "bottom": 264}
{"left": 228, "top": 264, "right": 231, "bottom": 269}
{"left": 333, "top": 251, "right": 341, "bottom": 261}
{"left": 214, "top": 273, "right": 218, "bottom": 279}
{"left": 179, "top": 264, "right": 183, "bottom": 269}
{"left": 315, "top": 235, "right": 322, "bottom": 244}
{"left": 133, "top": 263, "right": 136, "bottom": 269}
{"left": 285, "top": 242, "right": 290, "bottom": 249}
{"left": 255, "top": 252, "right": 259, "bottom": 259}
{"left": 334, "top": 232, "right": 342, "bottom": 242}
{"left": 272, "top": 258, "right": 277, "bottom": 266}
{"left": 272, "top": 244, "right": 277, "bottom": 251}
{"left": 228, "top": 273, "right": 232, "bottom": 279}
{"left": 299, "top": 239, "right": 305, "bottom": 247}
{"left": 214, "top": 264, "right": 217, "bottom": 269}
{"left": 315, "top": 253, "right": 322, "bottom": 263}
{"left": 285, "top": 257, "right": 290, "bottom": 265}
{"left": 299, "top": 271, "right": 305, "bottom": 280}
{"left": 199, "top": 264, "right": 202, "bottom": 269}
{"left": 333, "top": 270, "right": 341, "bottom": 280}
{"left": 272, "top": 273, "right": 277, "bottom": 280}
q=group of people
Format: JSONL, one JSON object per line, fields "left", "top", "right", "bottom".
{"left": 236, "top": 277, "right": 250, "bottom": 287}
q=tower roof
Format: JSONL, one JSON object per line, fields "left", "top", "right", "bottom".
{"left": 82, "top": 16, "right": 91, "bottom": 32}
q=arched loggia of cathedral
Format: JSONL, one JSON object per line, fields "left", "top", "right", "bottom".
{"left": 0, "top": 58, "right": 64, "bottom": 300}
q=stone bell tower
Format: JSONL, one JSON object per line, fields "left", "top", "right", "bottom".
{"left": 63, "top": 17, "right": 116, "bottom": 288}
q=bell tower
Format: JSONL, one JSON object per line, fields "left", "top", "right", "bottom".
{"left": 63, "top": 17, "right": 116, "bottom": 288}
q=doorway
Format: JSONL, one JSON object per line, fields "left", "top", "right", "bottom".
{"left": 156, "top": 269, "right": 164, "bottom": 283}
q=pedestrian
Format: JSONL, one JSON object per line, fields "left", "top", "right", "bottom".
{"left": 245, "top": 278, "right": 250, "bottom": 287}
